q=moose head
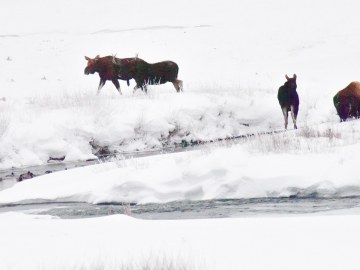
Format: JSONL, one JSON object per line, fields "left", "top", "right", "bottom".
{"left": 84, "top": 55, "right": 100, "bottom": 75}
{"left": 285, "top": 74, "right": 297, "bottom": 90}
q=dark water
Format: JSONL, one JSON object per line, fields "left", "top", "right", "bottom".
{"left": 0, "top": 130, "right": 284, "bottom": 191}
{"left": 0, "top": 159, "right": 99, "bottom": 191}
{"left": 0, "top": 146, "right": 185, "bottom": 191}
{"left": 2, "top": 196, "right": 360, "bottom": 220}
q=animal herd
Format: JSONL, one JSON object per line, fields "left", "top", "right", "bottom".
{"left": 84, "top": 55, "right": 182, "bottom": 95}
{"left": 84, "top": 55, "right": 360, "bottom": 128}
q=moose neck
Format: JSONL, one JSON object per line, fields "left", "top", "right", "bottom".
{"left": 285, "top": 81, "right": 296, "bottom": 92}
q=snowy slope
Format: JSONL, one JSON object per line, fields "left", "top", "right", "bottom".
{"left": 1, "top": 119, "right": 360, "bottom": 205}
{"left": 2, "top": 0, "right": 360, "bottom": 168}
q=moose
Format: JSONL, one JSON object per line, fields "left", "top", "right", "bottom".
{"left": 112, "top": 56, "right": 183, "bottom": 93}
{"left": 333, "top": 81, "right": 360, "bottom": 122}
{"left": 277, "top": 74, "right": 300, "bottom": 129}
{"left": 84, "top": 55, "right": 135, "bottom": 95}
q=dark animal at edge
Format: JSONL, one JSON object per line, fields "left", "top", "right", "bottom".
{"left": 277, "top": 74, "right": 299, "bottom": 129}
{"left": 17, "top": 171, "right": 35, "bottom": 182}
{"left": 333, "top": 81, "right": 360, "bottom": 122}
{"left": 84, "top": 55, "right": 135, "bottom": 95}
{"left": 112, "top": 56, "right": 183, "bottom": 93}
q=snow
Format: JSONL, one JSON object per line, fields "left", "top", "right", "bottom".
{"left": 1, "top": 212, "right": 360, "bottom": 270}
{"left": 2, "top": 0, "right": 360, "bottom": 269}
{"left": 1, "top": 120, "right": 360, "bottom": 205}
{"left": 2, "top": 0, "right": 360, "bottom": 168}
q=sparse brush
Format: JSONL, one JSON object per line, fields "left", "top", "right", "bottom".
{"left": 247, "top": 125, "right": 344, "bottom": 154}
{"left": 42, "top": 256, "right": 201, "bottom": 270}
{"left": 0, "top": 111, "right": 10, "bottom": 139}
{"left": 299, "top": 126, "right": 341, "bottom": 140}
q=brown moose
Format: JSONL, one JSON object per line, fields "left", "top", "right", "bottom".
{"left": 277, "top": 74, "right": 300, "bottom": 129}
{"left": 84, "top": 55, "right": 135, "bottom": 95}
{"left": 333, "top": 81, "right": 360, "bottom": 122}
{"left": 112, "top": 56, "right": 183, "bottom": 93}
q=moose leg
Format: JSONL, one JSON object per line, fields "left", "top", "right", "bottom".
{"left": 112, "top": 79, "right": 122, "bottom": 95}
{"left": 282, "top": 107, "right": 289, "bottom": 130}
{"left": 172, "top": 80, "right": 183, "bottom": 92}
{"left": 353, "top": 102, "right": 360, "bottom": 119}
{"left": 141, "top": 83, "right": 148, "bottom": 94}
{"left": 97, "top": 79, "right": 106, "bottom": 95}
{"left": 178, "top": 80, "right": 183, "bottom": 92}
{"left": 133, "top": 79, "right": 146, "bottom": 93}
{"left": 133, "top": 85, "right": 138, "bottom": 93}
{"left": 133, "top": 84, "right": 142, "bottom": 94}
{"left": 290, "top": 105, "right": 297, "bottom": 129}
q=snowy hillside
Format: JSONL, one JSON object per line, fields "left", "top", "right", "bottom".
{"left": 2, "top": 0, "right": 360, "bottom": 169}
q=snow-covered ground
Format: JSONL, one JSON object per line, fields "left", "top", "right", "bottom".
{"left": 2, "top": 120, "right": 360, "bottom": 205}
{"left": 2, "top": 0, "right": 360, "bottom": 169}
{"left": 1, "top": 212, "right": 360, "bottom": 270}
{"left": 2, "top": 0, "right": 360, "bottom": 269}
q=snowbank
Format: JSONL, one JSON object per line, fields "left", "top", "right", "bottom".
{"left": 2, "top": 119, "right": 360, "bottom": 205}
{"left": 0, "top": 88, "right": 276, "bottom": 169}
{"left": 1, "top": 212, "right": 359, "bottom": 270}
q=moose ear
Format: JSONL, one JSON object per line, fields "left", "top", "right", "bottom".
{"left": 293, "top": 74, "right": 297, "bottom": 79}
{"left": 285, "top": 74, "right": 290, "bottom": 80}
{"left": 85, "top": 56, "right": 91, "bottom": 61}
{"left": 95, "top": 55, "right": 100, "bottom": 60}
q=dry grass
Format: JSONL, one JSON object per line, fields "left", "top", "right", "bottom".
{"left": 298, "top": 125, "right": 341, "bottom": 140}
{"left": 0, "top": 106, "right": 10, "bottom": 139}
{"left": 38, "top": 256, "right": 202, "bottom": 270}
{"left": 246, "top": 125, "right": 344, "bottom": 154}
